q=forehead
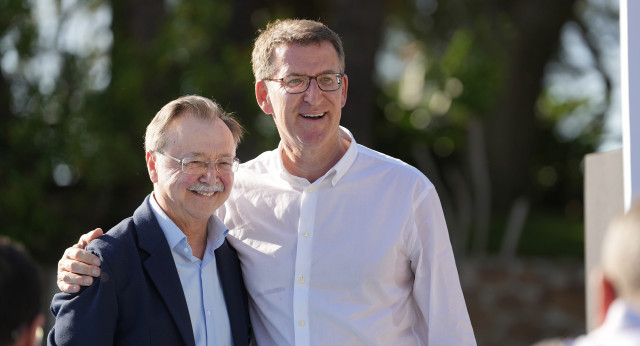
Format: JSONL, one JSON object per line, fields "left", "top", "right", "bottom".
{"left": 273, "top": 41, "right": 341, "bottom": 75}
{"left": 166, "top": 114, "right": 236, "bottom": 155}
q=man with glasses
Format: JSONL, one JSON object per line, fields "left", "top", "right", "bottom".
{"left": 49, "top": 95, "right": 250, "bottom": 345}
{"left": 57, "top": 19, "right": 475, "bottom": 344}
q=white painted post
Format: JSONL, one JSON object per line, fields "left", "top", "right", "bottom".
{"left": 620, "top": 0, "right": 640, "bottom": 210}
{"left": 584, "top": 0, "right": 640, "bottom": 331}
{"left": 584, "top": 150, "right": 624, "bottom": 331}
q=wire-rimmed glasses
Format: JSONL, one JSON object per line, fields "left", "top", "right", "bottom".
{"left": 157, "top": 152, "right": 240, "bottom": 174}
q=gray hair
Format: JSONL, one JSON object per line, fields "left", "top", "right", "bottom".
{"left": 144, "top": 95, "right": 244, "bottom": 153}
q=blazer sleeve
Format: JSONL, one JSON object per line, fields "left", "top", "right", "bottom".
{"left": 48, "top": 249, "right": 118, "bottom": 346}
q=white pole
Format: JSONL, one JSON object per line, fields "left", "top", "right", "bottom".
{"left": 584, "top": 0, "right": 637, "bottom": 331}
{"left": 621, "top": 0, "right": 640, "bottom": 210}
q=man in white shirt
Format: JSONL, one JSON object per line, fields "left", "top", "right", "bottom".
{"left": 57, "top": 19, "right": 475, "bottom": 345}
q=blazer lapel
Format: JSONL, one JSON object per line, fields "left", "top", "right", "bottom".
{"left": 134, "top": 196, "right": 196, "bottom": 346}
{"left": 215, "top": 240, "right": 250, "bottom": 345}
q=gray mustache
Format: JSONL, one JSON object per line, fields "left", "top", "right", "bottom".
{"left": 187, "top": 183, "right": 224, "bottom": 193}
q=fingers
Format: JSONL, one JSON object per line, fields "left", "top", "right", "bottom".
{"left": 57, "top": 246, "right": 101, "bottom": 291}
{"left": 61, "top": 247, "right": 101, "bottom": 268}
{"left": 57, "top": 249, "right": 101, "bottom": 292}
{"left": 57, "top": 280, "right": 80, "bottom": 294}
{"left": 57, "top": 271, "right": 95, "bottom": 293}
{"left": 58, "top": 255, "right": 101, "bottom": 276}
{"left": 56, "top": 228, "right": 104, "bottom": 293}
{"left": 77, "top": 228, "right": 104, "bottom": 248}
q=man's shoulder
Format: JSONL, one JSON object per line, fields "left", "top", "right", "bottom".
{"left": 355, "top": 144, "right": 430, "bottom": 182}
{"left": 87, "top": 217, "right": 137, "bottom": 253}
{"left": 88, "top": 196, "right": 159, "bottom": 254}
{"left": 239, "top": 149, "right": 277, "bottom": 171}
{"left": 234, "top": 149, "right": 279, "bottom": 187}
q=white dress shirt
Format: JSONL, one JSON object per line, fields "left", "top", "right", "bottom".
{"left": 150, "top": 194, "right": 233, "bottom": 346}
{"left": 218, "top": 127, "right": 475, "bottom": 345}
{"left": 570, "top": 299, "right": 640, "bottom": 346}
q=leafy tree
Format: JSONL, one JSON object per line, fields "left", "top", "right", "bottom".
{"left": 0, "top": 0, "right": 616, "bottom": 262}
{"left": 375, "top": 0, "right": 616, "bottom": 256}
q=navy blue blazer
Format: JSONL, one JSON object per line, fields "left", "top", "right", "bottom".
{"left": 48, "top": 195, "right": 250, "bottom": 346}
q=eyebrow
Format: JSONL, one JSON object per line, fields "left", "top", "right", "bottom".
{"left": 186, "top": 152, "right": 236, "bottom": 159}
{"left": 284, "top": 70, "right": 340, "bottom": 77}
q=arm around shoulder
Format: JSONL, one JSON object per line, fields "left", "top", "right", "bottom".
{"left": 48, "top": 248, "right": 117, "bottom": 346}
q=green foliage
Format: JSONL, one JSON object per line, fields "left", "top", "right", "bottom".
{"left": 0, "top": 0, "right": 274, "bottom": 261}
{"left": 487, "top": 212, "right": 585, "bottom": 258}
{"left": 374, "top": 0, "right": 609, "bottom": 256}
{"left": 0, "top": 0, "right": 614, "bottom": 261}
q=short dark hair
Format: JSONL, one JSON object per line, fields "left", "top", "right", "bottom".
{"left": 0, "top": 237, "right": 43, "bottom": 346}
{"left": 251, "top": 19, "right": 346, "bottom": 80}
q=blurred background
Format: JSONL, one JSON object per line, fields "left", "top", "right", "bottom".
{"left": 0, "top": 0, "right": 620, "bottom": 344}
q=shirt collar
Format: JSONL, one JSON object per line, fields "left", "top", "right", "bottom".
{"left": 604, "top": 299, "right": 640, "bottom": 330}
{"left": 275, "top": 126, "right": 358, "bottom": 186}
{"left": 330, "top": 126, "right": 358, "bottom": 186}
{"left": 149, "top": 193, "right": 229, "bottom": 253}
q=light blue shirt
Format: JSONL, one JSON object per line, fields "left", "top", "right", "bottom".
{"left": 569, "top": 299, "right": 640, "bottom": 346}
{"left": 150, "top": 194, "right": 233, "bottom": 346}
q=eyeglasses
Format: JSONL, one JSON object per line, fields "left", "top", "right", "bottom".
{"left": 157, "top": 152, "right": 240, "bottom": 174}
{"left": 264, "top": 73, "right": 344, "bottom": 94}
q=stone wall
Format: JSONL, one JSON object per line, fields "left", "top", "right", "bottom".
{"left": 460, "top": 257, "right": 586, "bottom": 346}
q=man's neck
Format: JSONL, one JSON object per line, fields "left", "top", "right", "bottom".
{"left": 152, "top": 193, "right": 209, "bottom": 260}
{"left": 282, "top": 132, "right": 351, "bottom": 183}
{"left": 169, "top": 215, "right": 208, "bottom": 260}
{"left": 182, "top": 226, "right": 208, "bottom": 260}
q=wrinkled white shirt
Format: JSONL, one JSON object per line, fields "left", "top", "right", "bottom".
{"left": 218, "top": 127, "right": 475, "bottom": 345}
{"left": 570, "top": 299, "right": 640, "bottom": 346}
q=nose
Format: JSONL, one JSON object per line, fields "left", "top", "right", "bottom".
{"left": 200, "top": 163, "right": 218, "bottom": 182}
{"left": 303, "top": 78, "right": 322, "bottom": 104}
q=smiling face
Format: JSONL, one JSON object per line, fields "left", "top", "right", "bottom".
{"left": 147, "top": 114, "right": 236, "bottom": 229}
{"left": 256, "top": 41, "right": 348, "bottom": 155}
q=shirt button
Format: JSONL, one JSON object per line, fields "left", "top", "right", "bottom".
{"left": 206, "top": 310, "right": 211, "bottom": 316}
{"left": 306, "top": 187, "right": 313, "bottom": 193}
{"left": 183, "top": 247, "right": 189, "bottom": 253}
{"left": 298, "top": 320, "right": 305, "bottom": 327}
{"left": 298, "top": 276, "right": 305, "bottom": 284}
{"left": 302, "top": 232, "right": 309, "bottom": 237}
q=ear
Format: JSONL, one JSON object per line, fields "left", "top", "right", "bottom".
{"left": 256, "top": 80, "right": 274, "bottom": 114}
{"left": 14, "top": 314, "right": 44, "bottom": 346}
{"left": 340, "top": 73, "right": 349, "bottom": 108}
{"left": 595, "top": 270, "right": 617, "bottom": 327}
{"left": 146, "top": 151, "right": 159, "bottom": 183}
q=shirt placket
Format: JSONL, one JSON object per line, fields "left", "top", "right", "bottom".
{"left": 201, "top": 255, "right": 214, "bottom": 346}
{"left": 293, "top": 184, "right": 317, "bottom": 346}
